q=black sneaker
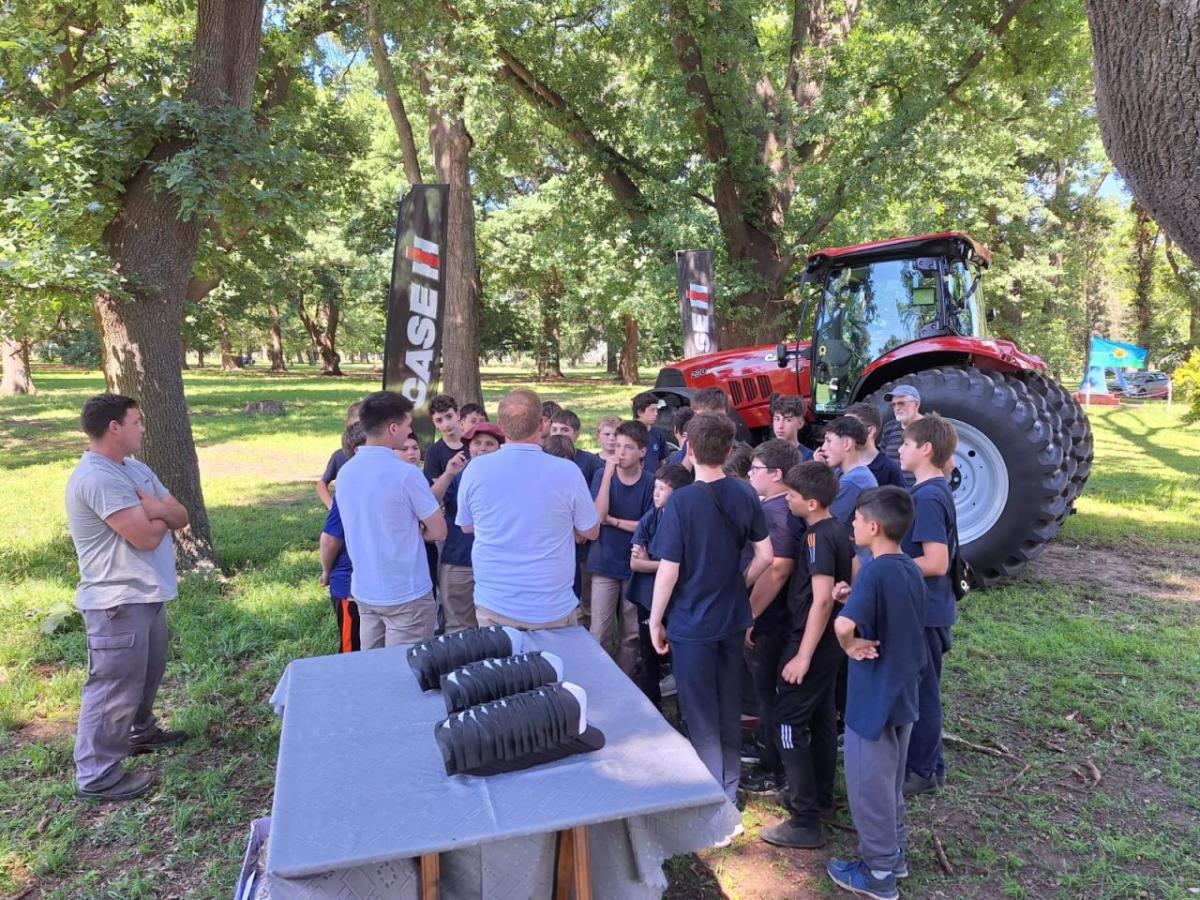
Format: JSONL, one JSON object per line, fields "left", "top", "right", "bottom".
{"left": 761, "top": 818, "right": 826, "bottom": 849}
{"left": 76, "top": 769, "right": 157, "bottom": 802}
{"left": 128, "top": 726, "right": 189, "bottom": 755}
{"left": 741, "top": 767, "right": 785, "bottom": 793}
{"left": 902, "top": 771, "right": 940, "bottom": 796}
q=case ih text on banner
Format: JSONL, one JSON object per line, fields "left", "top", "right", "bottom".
{"left": 383, "top": 185, "right": 450, "bottom": 440}
{"left": 676, "top": 250, "right": 718, "bottom": 358}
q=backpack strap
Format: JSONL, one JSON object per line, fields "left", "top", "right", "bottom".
{"left": 696, "top": 481, "right": 745, "bottom": 548}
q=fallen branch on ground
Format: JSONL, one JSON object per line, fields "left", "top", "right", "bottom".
{"left": 942, "top": 732, "right": 1023, "bottom": 764}
{"left": 931, "top": 830, "right": 955, "bottom": 876}
{"left": 993, "top": 762, "right": 1033, "bottom": 792}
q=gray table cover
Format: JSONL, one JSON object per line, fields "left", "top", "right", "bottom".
{"left": 266, "top": 626, "right": 739, "bottom": 900}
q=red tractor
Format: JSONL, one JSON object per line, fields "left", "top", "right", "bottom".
{"left": 653, "top": 232, "right": 1092, "bottom": 585}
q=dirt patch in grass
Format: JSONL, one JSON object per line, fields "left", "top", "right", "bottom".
{"left": 1025, "top": 537, "right": 1200, "bottom": 601}
{"left": 197, "top": 445, "right": 323, "bottom": 484}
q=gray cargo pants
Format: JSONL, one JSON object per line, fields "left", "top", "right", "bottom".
{"left": 74, "top": 602, "right": 168, "bottom": 792}
{"left": 844, "top": 722, "right": 912, "bottom": 872}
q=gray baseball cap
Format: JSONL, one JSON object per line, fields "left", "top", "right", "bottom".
{"left": 883, "top": 385, "right": 921, "bottom": 403}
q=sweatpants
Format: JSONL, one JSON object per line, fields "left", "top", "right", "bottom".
{"left": 772, "top": 640, "right": 841, "bottom": 822}
{"left": 907, "top": 626, "right": 952, "bottom": 779}
{"left": 589, "top": 574, "right": 638, "bottom": 675}
{"left": 634, "top": 605, "right": 663, "bottom": 706}
{"left": 75, "top": 602, "right": 168, "bottom": 792}
{"left": 672, "top": 632, "right": 745, "bottom": 805}
{"left": 745, "top": 624, "right": 787, "bottom": 776}
{"left": 845, "top": 723, "right": 912, "bottom": 873}
{"left": 357, "top": 593, "right": 437, "bottom": 649}
{"left": 330, "top": 596, "right": 361, "bottom": 653}
{"left": 438, "top": 563, "right": 477, "bottom": 633}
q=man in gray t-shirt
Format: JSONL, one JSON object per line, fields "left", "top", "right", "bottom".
{"left": 65, "top": 395, "right": 191, "bottom": 802}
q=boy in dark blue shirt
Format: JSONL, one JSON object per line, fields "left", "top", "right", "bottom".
{"left": 743, "top": 439, "right": 804, "bottom": 795}
{"left": 423, "top": 394, "right": 466, "bottom": 482}
{"left": 319, "top": 422, "right": 367, "bottom": 651}
{"left": 760, "top": 461, "right": 853, "bottom": 850}
{"left": 649, "top": 414, "right": 773, "bottom": 817}
{"left": 845, "top": 403, "right": 906, "bottom": 489}
{"left": 629, "top": 463, "right": 693, "bottom": 706}
{"left": 897, "top": 413, "right": 960, "bottom": 796}
{"left": 828, "top": 487, "right": 927, "bottom": 900}
{"left": 589, "top": 421, "right": 656, "bottom": 675}
{"left": 822, "top": 416, "right": 879, "bottom": 528}
{"left": 632, "top": 391, "right": 669, "bottom": 472}
{"left": 317, "top": 402, "right": 362, "bottom": 510}
{"left": 770, "top": 394, "right": 815, "bottom": 461}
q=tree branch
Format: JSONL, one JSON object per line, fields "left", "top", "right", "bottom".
{"left": 365, "top": 0, "right": 424, "bottom": 185}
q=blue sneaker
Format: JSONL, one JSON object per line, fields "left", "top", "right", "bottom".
{"left": 893, "top": 855, "right": 908, "bottom": 879}
{"left": 827, "top": 858, "right": 899, "bottom": 899}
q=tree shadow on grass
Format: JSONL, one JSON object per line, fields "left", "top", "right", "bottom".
{"left": 1101, "top": 413, "right": 1200, "bottom": 480}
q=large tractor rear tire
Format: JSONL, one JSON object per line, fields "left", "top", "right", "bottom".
{"left": 870, "top": 367, "right": 1069, "bottom": 585}
{"left": 1022, "top": 371, "right": 1094, "bottom": 498}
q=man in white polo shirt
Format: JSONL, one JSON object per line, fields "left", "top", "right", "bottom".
{"left": 457, "top": 389, "right": 600, "bottom": 629}
{"left": 335, "top": 391, "right": 447, "bottom": 647}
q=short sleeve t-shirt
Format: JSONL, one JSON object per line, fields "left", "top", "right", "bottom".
{"left": 903, "top": 477, "right": 958, "bottom": 627}
{"left": 322, "top": 500, "right": 353, "bottom": 599}
{"left": 573, "top": 449, "right": 603, "bottom": 487}
{"left": 867, "top": 451, "right": 906, "bottom": 488}
{"left": 457, "top": 443, "right": 599, "bottom": 623}
{"left": 322, "top": 448, "right": 348, "bottom": 485}
{"left": 754, "top": 494, "right": 804, "bottom": 630}
{"left": 440, "top": 472, "right": 474, "bottom": 567}
{"left": 830, "top": 465, "right": 878, "bottom": 528}
{"left": 336, "top": 445, "right": 441, "bottom": 605}
{"left": 588, "top": 467, "right": 656, "bottom": 580}
{"left": 787, "top": 516, "right": 853, "bottom": 643}
{"left": 424, "top": 437, "right": 465, "bottom": 482}
{"left": 643, "top": 427, "right": 669, "bottom": 473}
{"left": 840, "top": 554, "right": 928, "bottom": 741}
{"left": 627, "top": 506, "right": 662, "bottom": 609}
{"left": 650, "top": 477, "right": 768, "bottom": 643}
{"left": 65, "top": 452, "right": 178, "bottom": 610}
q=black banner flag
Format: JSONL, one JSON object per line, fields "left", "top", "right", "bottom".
{"left": 676, "top": 250, "right": 718, "bottom": 358}
{"left": 383, "top": 185, "right": 450, "bottom": 442}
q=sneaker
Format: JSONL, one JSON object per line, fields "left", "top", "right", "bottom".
{"left": 658, "top": 674, "right": 677, "bottom": 698}
{"left": 128, "top": 726, "right": 189, "bottom": 755}
{"left": 893, "top": 856, "right": 909, "bottom": 879}
{"left": 937, "top": 771, "right": 946, "bottom": 788}
{"left": 711, "top": 822, "right": 744, "bottom": 849}
{"left": 760, "top": 818, "right": 826, "bottom": 849}
{"left": 902, "top": 771, "right": 939, "bottom": 797}
{"left": 740, "top": 766, "right": 785, "bottom": 793}
{"left": 826, "top": 858, "right": 899, "bottom": 899}
{"left": 76, "top": 769, "right": 157, "bottom": 802}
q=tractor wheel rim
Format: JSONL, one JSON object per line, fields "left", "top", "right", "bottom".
{"left": 946, "top": 418, "right": 1009, "bottom": 544}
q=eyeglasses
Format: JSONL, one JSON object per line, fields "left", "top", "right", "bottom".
{"left": 748, "top": 464, "right": 777, "bottom": 474}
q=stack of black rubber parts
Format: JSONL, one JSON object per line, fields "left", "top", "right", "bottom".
{"left": 406, "top": 627, "right": 605, "bottom": 776}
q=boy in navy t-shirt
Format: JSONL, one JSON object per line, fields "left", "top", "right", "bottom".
{"left": 589, "top": 420, "right": 656, "bottom": 674}
{"left": 319, "top": 421, "right": 367, "bottom": 651}
{"left": 632, "top": 391, "right": 669, "bottom": 472}
{"left": 770, "top": 394, "right": 815, "bottom": 461}
{"left": 760, "top": 461, "right": 853, "bottom": 850}
{"left": 845, "top": 403, "right": 905, "bottom": 489}
{"left": 742, "top": 439, "right": 803, "bottom": 795}
{"left": 424, "top": 394, "right": 466, "bottom": 482}
{"left": 822, "top": 416, "right": 879, "bottom": 528}
{"left": 317, "top": 402, "right": 362, "bottom": 510}
{"left": 828, "top": 487, "right": 927, "bottom": 900}
{"left": 629, "top": 463, "right": 693, "bottom": 706}
{"left": 897, "top": 413, "right": 960, "bottom": 796}
{"left": 649, "top": 414, "right": 773, "bottom": 815}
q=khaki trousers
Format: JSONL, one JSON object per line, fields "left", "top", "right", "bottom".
{"left": 588, "top": 574, "right": 639, "bottom": 675}
{"left": 438, "top": 563, "right": 477, "bottom": 633}
{"left": 475, "top": 606, "right": 580, "bottom": 631}
{"left": 357, "top": 593, "right": 436, "bottom": 649}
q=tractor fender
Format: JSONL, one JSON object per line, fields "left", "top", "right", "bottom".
{"left": 852, "top": 336, "right": 1045, "bottom": 402}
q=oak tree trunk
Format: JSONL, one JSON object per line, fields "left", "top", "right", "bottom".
{"left": 216, "top": 316, "right": 239, "bottom": 371}
{"left": 267, "top": 303, "right": 286, "bottom": 371}
{"left": 1087, "top": 2, "right": 1200, "bottom": 264}
{"left": 180, "top": 336, "right": 190, "bottom": 370}
{"left": 196, "top": 346, "right": 205, "bottom": 368}
{"left": 94, "top": 0, "right": 266, "bottom": 569}
{"left": 536, "top": 276, "right": 564, "bottom": 381}
{"left": 618, "top": 313, "right": 639, "bottom": 385}
{"left": 1130, "top": 202, "right": 1157, "bottom": 355}
{"left": 0, "top": 337, "right": 36, "bottom": 396}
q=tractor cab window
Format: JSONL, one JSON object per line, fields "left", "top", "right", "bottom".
{"left": 944, "top": 260, "right": 987, "bottom": 338}
{"left": 811, "top": 258, "right": 940, "bottom": 412}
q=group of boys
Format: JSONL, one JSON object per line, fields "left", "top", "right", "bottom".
{"left": 315, "top": 382, "right": 960, "bottom": 900}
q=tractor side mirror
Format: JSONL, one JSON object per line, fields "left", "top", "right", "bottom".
{"left": 986, "top": 307, "right": 998, "bottom": 323}
{"left": 776, "top": 342, "right": 789, "bottom": 368}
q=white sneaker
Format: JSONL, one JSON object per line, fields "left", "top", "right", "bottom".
{"left": 712, "top": 822, "right": 744, "bottom": 849}
{"left": 659, "top": 674, "right": 677, "bottom": 697}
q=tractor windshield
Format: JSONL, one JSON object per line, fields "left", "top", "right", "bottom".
{"left": 944, "top": 259, "right": 987, "bottom": 338}
{"left": 811, "top": 258, "right": 942, "bottom": 412}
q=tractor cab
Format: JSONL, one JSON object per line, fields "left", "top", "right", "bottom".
{"left": 799, "top": 232, "right": 991, "bottom": 414}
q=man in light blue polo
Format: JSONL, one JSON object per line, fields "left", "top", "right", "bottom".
{"left": 457, "top": 389, "right": 601, "bottom": 629}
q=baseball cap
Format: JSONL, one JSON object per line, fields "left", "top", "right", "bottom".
{"left": 463, "top": 422, "right": 505, "bottom": 444}
{"left": 883, "top": 385, "right": 921, "bottom": 403}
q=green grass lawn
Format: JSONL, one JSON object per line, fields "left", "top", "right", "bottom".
{"left": 1, "top": 368, "right": 1197, "bottom": 899}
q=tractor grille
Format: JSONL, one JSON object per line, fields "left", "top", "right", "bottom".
{"left": 728, "top": 375, "right": 773, "bottom": 407}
